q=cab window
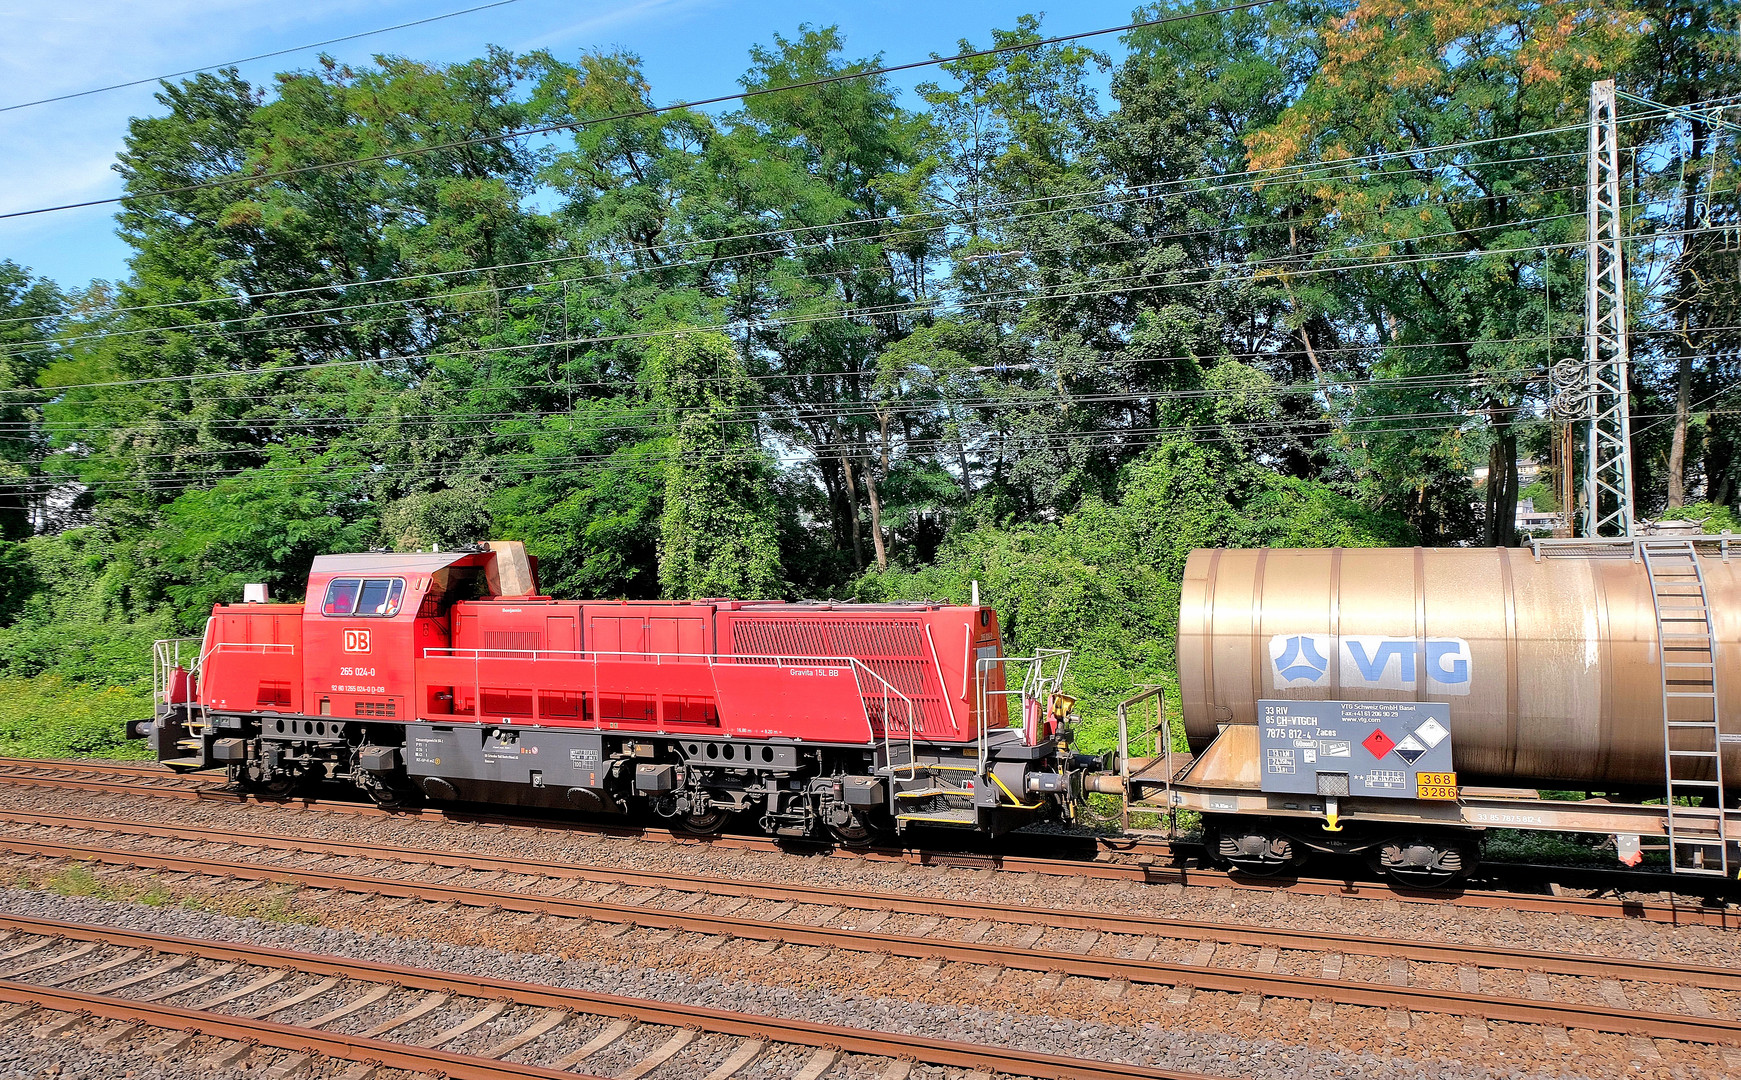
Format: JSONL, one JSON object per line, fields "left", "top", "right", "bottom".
{"left": 322, "top": 577, "right": 404, "bottom": 617}
{"left": 323, "top": 579, "right": 361, "bottom": 615}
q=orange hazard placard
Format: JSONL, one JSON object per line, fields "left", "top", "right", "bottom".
{"left": 1416, "top": 772, "right": 1457, "bottom": 800}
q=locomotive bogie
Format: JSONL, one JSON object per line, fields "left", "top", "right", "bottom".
{"left": 148, "top": 701, "right": 1068, "bottom": 841}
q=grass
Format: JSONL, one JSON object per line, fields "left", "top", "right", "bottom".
{"left": 32, "top": 861, "right": 319, "bottom": 923}
{"left": 0, "top": 674, "right": 153, "bottom": 760}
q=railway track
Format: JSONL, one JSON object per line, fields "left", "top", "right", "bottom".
{"left": 0, "top": 913, "right": 1200, "bottom": 1080}
{"left": 2, "top": 810, "right": 1738, "bottom": 1046}
{"left": 0, "top": 756, "right": 1734, "bottom": 926}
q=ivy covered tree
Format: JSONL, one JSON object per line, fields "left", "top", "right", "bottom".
{"left": 650, "top": 331, "right": 782, "bottom": 599}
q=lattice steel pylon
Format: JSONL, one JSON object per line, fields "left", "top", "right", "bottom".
{"left": 1582, "top": 79, "right": 1636, "bottom": 537}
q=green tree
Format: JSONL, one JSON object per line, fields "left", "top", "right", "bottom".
{"left": 650, "top": 331, "right": 781, "bottom": 599}
{"left": 0, "top": 261, "right": 62, "bottom": 541}
{"left": 1245, "top": 0, "right": 1642, "bottom": 543}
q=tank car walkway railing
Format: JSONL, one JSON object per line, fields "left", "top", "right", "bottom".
{"left": 1640, "top": 539, "right": 1729, "bottom": 877}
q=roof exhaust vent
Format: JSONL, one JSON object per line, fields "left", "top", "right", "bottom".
{"left": 484, "top": 540, "right": 537, "bottom": 598}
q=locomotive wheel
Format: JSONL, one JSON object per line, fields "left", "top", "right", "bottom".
{"left": 828, "top": 813, "right": 881, "bottom": 849}
{"left": 226, "top": 763, "right": 297, "bottom": 798}
{"left": 245, "top": 774, "right": 298, "bottom": 799}
{"left": 366, "top": 786, "right": 417, "bottom": 811}
{"left": 675, "top": 809, "right": 730, "bottom": 836}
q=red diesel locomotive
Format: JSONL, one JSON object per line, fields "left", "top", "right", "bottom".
{"left": 131, "top": 542, "right": 1105, "bottom": 840}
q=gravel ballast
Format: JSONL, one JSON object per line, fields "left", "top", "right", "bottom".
{"left": 0, "top": 884, "right": 1719, "bottom": 1080}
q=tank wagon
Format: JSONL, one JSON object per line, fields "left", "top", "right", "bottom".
{"left": 1122, "top": 536, "right": 1741, "bottom": 883}
{"left": 131, "top": 542, "right": 1107, "bottom": 842}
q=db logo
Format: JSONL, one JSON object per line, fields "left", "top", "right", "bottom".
{"left": 343, "top": 629, "right": 372, "bottom": 653}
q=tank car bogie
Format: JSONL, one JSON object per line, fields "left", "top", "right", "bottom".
{"left": 1201, "top": 813, "right": 1480, "bottom": 885}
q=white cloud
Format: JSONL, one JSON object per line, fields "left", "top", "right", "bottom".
{"left": 512, "top": 0, "right": 716, "bottom": 54}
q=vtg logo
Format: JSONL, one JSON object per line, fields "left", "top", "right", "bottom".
{"left": 343, "top": 629, "right": 372, "bottom": 653}
{"left": 1269, "top": 634, "right": 1471, "bottom": 696}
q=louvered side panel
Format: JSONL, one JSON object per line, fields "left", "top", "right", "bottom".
{"left": 726, "top": 617, "right": 954, "bottom": 738}
{"left": 482, "top": 630, "right": 542, "bottom": 653}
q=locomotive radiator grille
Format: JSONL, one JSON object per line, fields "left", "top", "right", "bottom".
{"left": 729, "top": 619, "right": 953, "bottom": 737}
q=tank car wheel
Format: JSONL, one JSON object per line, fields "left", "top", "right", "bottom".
{"left": 674, "top": 809, "right": 731, "bottom": 836}
{"left": 1206, "top": 819, "right": 1305, "bottom": 877}
{"left": 1369, "top": 833, "right": 1477, "bottom": 888}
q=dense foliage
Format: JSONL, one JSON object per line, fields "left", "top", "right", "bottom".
{"left": 0, "top": 0, "right": 1735, "bottom": 750}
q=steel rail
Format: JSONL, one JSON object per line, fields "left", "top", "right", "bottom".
{"left": 0, "top": 758, "right": 1733, "bottom": 926}
{"left": 0, "top": 978, "right": 605, "bottom": 1080}
{"left": 4, "top": 833, "right": 1739, "bottom": 1043}
{"left": 4, "top": 808, "right": 1733, "bottom": 991}
{"left": 0, "top": 913, "right": 1211, "bottom": 1080}
{"left": 0, "top": 759, "right": 175, "bottom": 777}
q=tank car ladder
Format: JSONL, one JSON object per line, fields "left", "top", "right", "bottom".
{"left": 1640, "top": 539, "right": 1730, "bottom": 876}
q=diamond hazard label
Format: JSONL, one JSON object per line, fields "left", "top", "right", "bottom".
{"left": 1414, "top": 717, "right": 1450, "bottom": 748}
{"left": 1362, "top": 729, "right": 1396, "bottom": 759}
{"left": 1259, "top": 699, "right": 1454, "bottom": 801}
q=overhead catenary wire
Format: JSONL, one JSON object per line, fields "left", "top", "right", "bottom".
{"left": 38, "top": 332, "right": 1737, "bottom": 464}
{"left": 19, "top": 335, "right": 1727, "bottom": 457}
{"left": 0, "top": 130, "right": 1602, "bottom": 333}
{"left": 23, "top": 324, "right": 1735, "bottom": 488}
{"left": 2, "top": 131, "right": 1693, "bottom": 374}
{"left": 0, "top": 0, "right": 528, "bottom": 114}
{"left": 0, "top": 192, "right": 1598, "bottom": 361}
{"left": 0, "top": 225, "right": 1625, "bottom": 402}
{"left": 17, "top": 369, "right": 1554, "bottom": 460}
{"left": 0, "top": 0, "right": 1287, "bottom": 223}
{"left": 5, "top": 57, "right": 1731, "bottom": 504}
{"left": 0, "top": 45, "right": 1712, "bottom": 337}
{"left": 0, "top": 407, "right": 1531, "bottom": 492}
{"left": 3, "top": 332, "right": 1601, "bottom": 426}
{"left": 12, "top": 399, "right": 1730, "bottom": 498}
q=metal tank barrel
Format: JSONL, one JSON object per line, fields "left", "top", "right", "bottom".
{"left": 1178, "top": 542, "right": 1740, "bottom": 791}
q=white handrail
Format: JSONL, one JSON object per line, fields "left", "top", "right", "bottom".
{"left": 152, "top": 636, "right": 205, "bottom": 719}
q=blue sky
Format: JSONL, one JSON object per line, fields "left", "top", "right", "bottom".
{"left": 0, "top": 0, "right": 1139, "bottom": 290}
